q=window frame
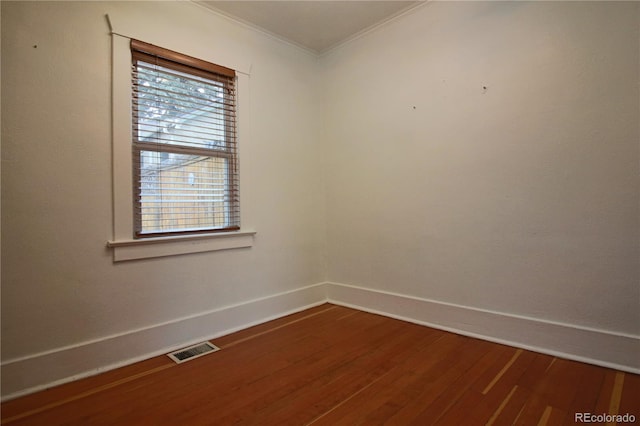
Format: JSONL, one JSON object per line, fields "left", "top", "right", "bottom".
{"left": 108, "top": 34, "right": 254, "bottom": 261}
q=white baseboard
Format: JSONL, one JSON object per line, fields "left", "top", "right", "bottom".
{"left": 3, "top": 281, "right": 638, "bottom": 401}
{"left": 0, "top": 283, "right": 327, "bottom": 401}
{"left": 325, "top": 282, "right": 640, "bottom": 374}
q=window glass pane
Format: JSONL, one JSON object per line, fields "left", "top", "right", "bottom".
{"left": 137, "top": 151, "right": 231, "bottom": 234}
{"left": 133, "top": 61, "right": 230, "bottom": 150}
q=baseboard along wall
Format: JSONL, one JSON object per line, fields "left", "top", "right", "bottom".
{"left": 2, "top": 281, "right": 638, "bottom": 401}
{"left": 0, "top": 284, "right": 327, "bottom": 401}
{"left": 324, "top": 282, "right": 640, "bottom": 375}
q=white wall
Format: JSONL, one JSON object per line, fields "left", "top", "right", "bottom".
{"left": 1, "top": 1, "right": 325, "bottom": 396}
{"left": 322, "top": 1, "right": 639, "bottom": 334}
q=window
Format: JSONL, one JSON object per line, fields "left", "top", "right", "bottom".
{"left": 108, "top": 33, "right": 253, "bottom": 261}
{"left": 130, "top": 40, "right": 239, "bottom": 237}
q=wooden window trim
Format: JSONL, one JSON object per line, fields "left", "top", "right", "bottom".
{"left": 130, "top": 39, "right": 235, "bottom": 78}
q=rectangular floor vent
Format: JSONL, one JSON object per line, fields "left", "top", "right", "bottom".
{"left": 167, "top": 342, "right": 220, "bottom": 364}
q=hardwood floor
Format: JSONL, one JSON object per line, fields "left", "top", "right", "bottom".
{"left": 2, "top": 304, "right": 639, "bottom": 425}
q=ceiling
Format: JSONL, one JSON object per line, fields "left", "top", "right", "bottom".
{"left": 198, "top": 1, "right": 423, "bottom": 53}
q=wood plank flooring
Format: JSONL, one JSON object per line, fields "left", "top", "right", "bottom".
{"left": 2, "top": 304, "right": 638, "bottom": 425}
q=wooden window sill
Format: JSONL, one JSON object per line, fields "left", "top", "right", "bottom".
{"left": 107, "top": 230, "right": 256, "bottom": 261}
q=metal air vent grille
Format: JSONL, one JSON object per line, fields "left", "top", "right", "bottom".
{"left": 167, "top": 342, "right": 220, "bottom": 364}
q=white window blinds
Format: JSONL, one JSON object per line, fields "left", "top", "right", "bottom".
{"left": 131, "top": 40, "right": 239, "bottom": 237}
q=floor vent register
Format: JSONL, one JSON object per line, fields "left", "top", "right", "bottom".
{"left": 167, "top": 342, "right": 220, "bottom": 364}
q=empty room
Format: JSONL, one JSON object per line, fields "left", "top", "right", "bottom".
{"left": 1, "top": 1, "right": 638, "bottom": 424}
